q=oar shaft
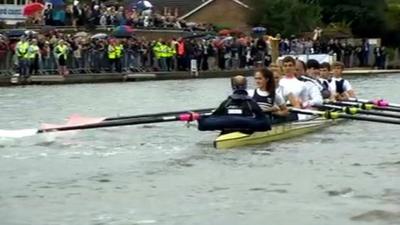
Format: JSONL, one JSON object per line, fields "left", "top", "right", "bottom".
{"left": 38, "top": 116, "right": 179, "bottom": 133}
{"left": 348, "top": 97, "right": 400, "bottom": 109}
{"left": 321, "top": 104, "right": 400, "bottom": 119}
{"left": 290, "top": 108, "right": 400, "bottom": 125}
{"left": 105, "top": 108, "right": 214, "bottom": 121}
{"left": 338, "top": 114, "right": 400, "bottom": 125}
{"left": 38, "top": 112, "right": 211, "bottom": 133}
{"left": 331, "top": 101, "right": 400, "bottom": 113}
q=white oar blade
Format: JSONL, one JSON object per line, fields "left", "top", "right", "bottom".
{"left": 0, "top": 129, "right": 38, "bottom": 138}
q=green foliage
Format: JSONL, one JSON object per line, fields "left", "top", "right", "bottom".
{"left": 318, "top": 0, "right": 388, "bottom": 37}
{"left": 323, "top": 21, "right": 352, "bottom": 39}
{"left": 247, "top": 0, "right": 400, "bottom": 46}
{"left": 248, "top": 0, "right": 321, "bottom": 37}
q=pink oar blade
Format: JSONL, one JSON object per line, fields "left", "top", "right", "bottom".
{"left": 41, "top": 114, "right": 106, "bottom": 130}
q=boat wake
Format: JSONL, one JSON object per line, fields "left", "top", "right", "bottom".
{"left": 0, "top": 129, "right": 37, "bottom": 138}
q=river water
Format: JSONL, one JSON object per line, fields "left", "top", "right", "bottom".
{"left": 1, "top": 75, "right": 400, "bottom": 225}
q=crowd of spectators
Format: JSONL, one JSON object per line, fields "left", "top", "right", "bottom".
{"left": 0, "top": 28, "right": 388, "bottom": 78}
{"left": 30, "top": 0, "right": 214, "bottom": 32}
{"left": 278, "top": 37, "right": 387, "bottom": 69}
{"left": 0, "top": 30, "right": 274, "bottom": 76}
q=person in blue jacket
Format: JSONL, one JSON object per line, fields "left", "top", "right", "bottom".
{"left": 198, "top": 75, "right": 271, "bottom": 133}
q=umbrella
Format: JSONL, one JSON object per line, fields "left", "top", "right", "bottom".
{"left": 136, "top": 0, "right": 153, "bottom": 10}
{"left": 252, "top": 27, "right": 267, "bottom": 34}
{"left": 91, "top": 33, "right": 108, "bottom": 39}
{"left": 46, "top": 0, "right": 65, "bottom": 6}
{"left": 74, "top": 31, "right": 89, "bottom": 38}
{"left": 23, "top": 3, "right": 45, "bottom": 16}
{"left": 25, "top": 30, "right": 37, "bottom": 36}
{"left": 6, "top": 30, "right": 26, "bottom": 38}
{"left": 113, "top": 25, "right": 134, "bottom": 38}
{"left": 218, "top": 29, "right": 231, "bottom": 36}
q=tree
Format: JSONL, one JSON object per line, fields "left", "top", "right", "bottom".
{"left": 248, "top": 0, "right": 322, "bottom": 37}
{"left": 318, "top": 0, "right": 388, "bottom": 38}
{"left": 385, "top": 0, "right": 400, "bottom": 45}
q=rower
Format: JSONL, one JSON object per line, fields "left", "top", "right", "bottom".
{"left": 279, "top": 56, "right": 307, "bottom": 108}
{"left": 320, "top": 62, "right": 332, "bottom": 81}
{"left": 280, "top": 56, "right": 323, "bottom": 109}
{"left": 249, "top": 68, "right": 289, "bottom": 121}
{"left": 306, "top": 59, "right": 331, "bottom": 99}
{"left": 197, "top": 75, "right": 271, "bottom": 133}
{"left": 330, "top": 62, "right": 356, "bottom": 100}
{"left": 295, "top": 59, "right": 324, "bottom": 105}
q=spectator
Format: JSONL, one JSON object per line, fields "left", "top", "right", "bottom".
{"left": 54, "top": 40, "right": 69, "bottom": 76}
{"left": 28, "top": 39, "right": 40, "bottom": 75}
{"left": 41, "top": 41, "right": 52, "bottom": 73}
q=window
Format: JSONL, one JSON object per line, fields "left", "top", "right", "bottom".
{"left": 6, "top": 0, "right": 15, "bottom": 4}
{"left": 17, "top": 0, "right": 25, "bottom": 5}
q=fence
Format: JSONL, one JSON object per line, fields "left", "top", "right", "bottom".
{"left": 0, "top": 48, "right": 151, "bottom": 76}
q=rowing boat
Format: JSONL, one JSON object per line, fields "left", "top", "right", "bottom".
{"left": 214, "top": 117, "right": 342, "bottom": 149}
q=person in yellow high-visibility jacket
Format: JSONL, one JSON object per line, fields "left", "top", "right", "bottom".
{"left": 158, "top": 42, "right": 168, "bottom": 71}
{"left": 108, "top": 40, "right": 117, "bottom": 72}
{"left": 152, "top": 41, "right": 162, "bottom": 70}
{"left": 27, "top": 39, "right": 40, "bottom": 75}
{"left": 166, "top": 43, "right": 176, "bottom": 71}
{"left": 15, "top": 36, "right": 30, "bottom": 78}
{"left": 54, "top": 40, "right": 69, "bottom": 76}
{"left": 115, "top": 41, "right": 123, "bottom": 73}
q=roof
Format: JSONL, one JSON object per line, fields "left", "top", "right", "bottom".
{"left": 150, "top": 0, "right": 205, "bottom": 16}
{"left": 179, "top": 0, "right": 250, "bottom": 20}
{"left": 149, "top": 0, "right": 250, "bottom": 18}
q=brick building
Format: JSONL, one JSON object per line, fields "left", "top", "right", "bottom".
{"left": 150, "top": 0, "right": 251, "bottom": 30}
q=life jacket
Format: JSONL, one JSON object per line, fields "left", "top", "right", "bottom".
{"left": 198, "top": 90, "right": 271, "bottom": 132}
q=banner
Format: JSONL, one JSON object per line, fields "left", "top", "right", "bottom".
{"left": 0, "top": 4, "right": 26, "bottom": 23}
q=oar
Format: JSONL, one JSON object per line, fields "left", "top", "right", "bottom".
{"left": 319, "top": 104, "right": 400, "bottom": 119}
{"left": 0, "top": 112, "right": 211, "bottom": 138}
{"left": 348, "top": 98, "right": 400, "bottom": 109}
{"left": 290, "top": 108, "right": 400, "bottom": 125}
{"left": 55, "top": 108, "right": 215, "bottom": 129}
{"left": 329, "top": 101, "right": 400, "bottom": 113}
{"left": 104, "top": 108, "right": 215, "bottom": 121}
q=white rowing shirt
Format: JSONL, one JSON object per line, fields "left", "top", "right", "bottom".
{"left": 279, "top": 76, "right": 307, "bottom": 101}
{"left": 302, "top": 79, "right": 323, "bottom": 107}
{"left": 280, "top": 76, "right": 323, "bottom": 107}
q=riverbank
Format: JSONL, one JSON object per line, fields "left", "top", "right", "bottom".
{"left": 1, "top": 69, "right": 399, "bottom": 86}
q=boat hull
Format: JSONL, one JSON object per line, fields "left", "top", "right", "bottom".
{"left": 214, "top": 117, "right": 341, "bottom": 149}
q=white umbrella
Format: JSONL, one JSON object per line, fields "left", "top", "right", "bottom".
{"left": 143, "top": 0, "right": 152, "bottom": 8}
{"left": 91, "top": 33, "right": 108, "bottom": 39}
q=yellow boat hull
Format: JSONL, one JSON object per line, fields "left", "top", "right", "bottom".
{"left": 214, "top": 118, "right": 341, "bottom": 149}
